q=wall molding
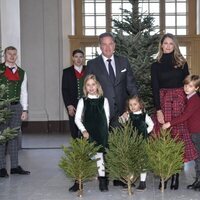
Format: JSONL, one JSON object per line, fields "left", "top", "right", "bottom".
{"left": 22, "top": 120, "right": 70, "bottom": 133}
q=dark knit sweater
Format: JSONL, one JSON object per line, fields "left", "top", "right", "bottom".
{"left": 151, "top": 52, "right": 189, "bottom": 110}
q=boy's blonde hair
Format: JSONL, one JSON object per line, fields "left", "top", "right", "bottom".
{"left": 184, "top": 75, "right": 200, "bottom": 90}
{"left": 83, "top": 74, "right": 103, "bottom": 97}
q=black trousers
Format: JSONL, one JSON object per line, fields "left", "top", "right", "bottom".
{"left": 68, "top": 115, "right": 80, "bottom": 139}
{"left": 191, "top": 133, "right": 200, "bottom": 178}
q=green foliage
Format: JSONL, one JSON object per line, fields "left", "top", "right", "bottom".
{"left": 0, "top": 127, "right": 18, "bottom": 144}
{"left": 59, "top": 138, "right": 101, "bottom": 183}
{"left": 112, "top": 1, "right": 160, "bottom": 113}
{"left": 0, "top": 84, "right": 18, "bottom": 143}
{"left": 105, "top": 121, "right": 147, "bottom": 195}
{"left": 146, "top": 129, "right": 184, "bottom": 192}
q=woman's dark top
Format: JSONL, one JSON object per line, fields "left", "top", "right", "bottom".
{"left": 83, "top": 96, "right": 108, "bottom": 151}
{"left": 151, "top": 52, "right": 189, "bottom": 110}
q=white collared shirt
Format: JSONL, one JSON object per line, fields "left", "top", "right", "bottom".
{"left": 74, "top": 65, "right": 83, "bottom": 73}
{"left": 101, "top": 54, "right": 116, "bottom": 75}
{"left": 187, "top": 92, "right": 196, "bottom": 99}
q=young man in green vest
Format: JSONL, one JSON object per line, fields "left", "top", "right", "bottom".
{"left": 0, "top": 46, "right": 30, "bottom": 177}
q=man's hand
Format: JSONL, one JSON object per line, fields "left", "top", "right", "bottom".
{"left": 67, "top": 105, "right": 76, "bottom": 117}
{"left": 21, "top": 111, "right": 28, "bottom": 121}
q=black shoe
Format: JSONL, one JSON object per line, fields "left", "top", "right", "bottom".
{"left": 193, "top": 180, "right": 200, "bottom": 191}
{"left": 98, "top": 177, "right": 108, "bottom": 192}
{"left": 113, "top": 180, "right": 126, "bottom": 187}
{"left": 69, "top": 181, "right": 81, "bottom": 192}
{"left": 0, "top": 168, "right": 9, "bottom": 177}
{"left": 137, "top": 181, "right": 146, "bottom": 191}
{"left": 10, "top": 166, "right": 30, "bottom": 175}
{"left": 187, "top": 178, "right": 199, "bottom": 189}
{"left": 170, "top": 173, "right": 179, "bottom": 190}
{"left": 159, "top": 179, "right": 168, "bottom": 190}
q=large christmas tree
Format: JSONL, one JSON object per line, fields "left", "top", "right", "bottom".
{"left": 113, "top": 0, "right": 160, "bottom": 113}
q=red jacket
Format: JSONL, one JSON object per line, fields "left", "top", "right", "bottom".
{"left": 170, "top": 93, "right": 200, "bottom": 133}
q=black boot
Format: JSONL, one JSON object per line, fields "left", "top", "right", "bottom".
{"left": 0, "top": 168, "right": 9, "bottom": 177}
{"left": 113, "top": 179, "right": 126, "bottom": 187}
{"left": 69, "top": 181, "right": 82, "bottom": 192}
{"left": 193, "top": 179, "right": 200, "bottom": 191}
{"left": 170, "top": 173, "right": 179, "bottom": 190}
{"left": 187, "top": 178, "right": 199, "bottom": 189}
{"left": 136, "top": 181, "right": 146, "bottom": 191}
{"left": 98, "top": 177, "right": 108, "bottom": 192}
{"left": 158, "top": 179, "right": 167, "bottom": 190}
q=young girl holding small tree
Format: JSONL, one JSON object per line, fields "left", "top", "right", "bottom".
{"left": 75, "top": 74, "right": 110, "bottom": 192}
{"left": 119, "top": 95, "right": 154, "bottom": 191}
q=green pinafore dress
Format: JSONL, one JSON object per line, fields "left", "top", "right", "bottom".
{"left": 129, "top": 112, "right": 148, "bottom": 139}
{"left": 83, "top": 96, "right": 108, "bottom": 152}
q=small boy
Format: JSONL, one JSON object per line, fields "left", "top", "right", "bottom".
{"left": 162, "top": 74, "right": 200, "bottom": 190}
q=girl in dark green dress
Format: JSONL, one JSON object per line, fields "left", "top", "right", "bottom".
{"left": 75, "top": 74, "right": 110, "bottom": 192}
{"left": 119, "top": 95, "right": 154, "bottom": 191}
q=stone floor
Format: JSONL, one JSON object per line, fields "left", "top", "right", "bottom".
{"left": 0, "top": 133, "right": 199, "bottom": 200}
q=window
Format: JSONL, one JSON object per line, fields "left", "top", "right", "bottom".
{"left": 70, "top": 0, "right": 199, "bottom": 74}
{"left": 82, "top": 0, "right": 188, "bottom": 36}
{"left": 83, "top": 0, "right": 106, "bottom": 35}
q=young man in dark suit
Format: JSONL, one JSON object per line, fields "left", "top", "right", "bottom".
{"left": 62, "top": 49, "right": 86, "bottom": 139}
{"left": 85, "top": 32, "right": 138, "bottom": 188}
{"left": 62, "top": 50, "right": 86, "bottom": 192}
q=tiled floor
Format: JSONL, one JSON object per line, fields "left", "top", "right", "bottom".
{"left": 0, "top": 133, "right": 199, "bottom": 200}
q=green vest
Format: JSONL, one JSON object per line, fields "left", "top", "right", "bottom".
{"left": 77, "top": 77, "right": 84, "bottom": 99}
{"left": 0, "top": 63, "right": 25, "bottom": 101}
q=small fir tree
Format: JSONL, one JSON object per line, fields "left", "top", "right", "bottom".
{"left": 105, "top": 122, "right": 147, "bottom": 195}
{"left": 0, "top": 83, "right": 18, "bottom": 144}
{"left": 112, "top": 0, "right": 160, "bottom": 113}
{"left": 146, "top": 129, "right": 184, "bottom": 192}
{"left": 59, "top": 138, "right": 101, "bottom": 197}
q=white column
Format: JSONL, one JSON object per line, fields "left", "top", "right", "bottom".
{"left": 0, "top": 0, "right": 21, "bottom": 65}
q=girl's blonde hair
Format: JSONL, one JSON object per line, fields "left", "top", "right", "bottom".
{"left": 127, "top": 95, "right": 145, "bottom": 112}
{"left": 83, "top": 74, "right": 103, "bottom": 97}
{"left": 156, "top": 33, "right": 186, "bottom": 68}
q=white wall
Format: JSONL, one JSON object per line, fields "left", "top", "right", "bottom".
{"left": 19, "top": 0, "right": 72, "bottom": 121}
{"left": 0, "top": 0, "right": 21, "bottom": 64}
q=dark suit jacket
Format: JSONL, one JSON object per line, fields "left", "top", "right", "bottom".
{"left": 86, "top": 55, "right": 137, "bottom": 119}
{"left": 62, "top": 65, "right": 86, "bottom": 109}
